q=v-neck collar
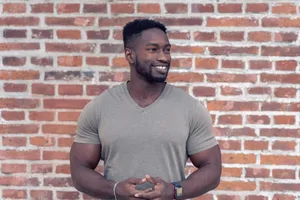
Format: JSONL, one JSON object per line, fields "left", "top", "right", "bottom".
{"left": 122, "top": 81, "right": 170, "bottom": 113}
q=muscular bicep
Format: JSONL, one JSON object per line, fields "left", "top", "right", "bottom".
{"left": 189, "top": 145, "right": 221, "bottom": 170}
{"left": 70, "top": 142, "right": 101, "bottom": 170}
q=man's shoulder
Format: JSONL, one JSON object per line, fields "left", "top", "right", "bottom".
{"left": 90, "top": 83, "right": 125, "bottom": 106}
{"left": 167, "top": 84, "right": 198, "bottom": 105}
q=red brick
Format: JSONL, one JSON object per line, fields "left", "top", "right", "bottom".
{"left": 58, "top": 56, "right": 82, "bottom": 67}
{"left": 217, "top": 195, "right": 242, "bottom": 200}
{"left": 272, "top": 194, "right": 295, "bottom": 200}
{"left": 273, "top": 169, "right": 295, "bottom": 179}
{"left": 221, "top": 167, "right": 242, "bottom": 177}
{"left": 217, "top": 181, "right": 256, "bottom": 191}
{"left": 248, "top": 87, "right": 271, "bottom": 95}
{"left": 0, "top": 98, "right": 39, "bottom": 108}
{"left": 43, "top": 99, "right": 90, "bottom": 109}
{"left": 207, "top": 17, "right": 258, "bottom": 27}
{"left": 45, "top": 17, "right": 95, "bottom": 26}
{"left": 31, "top": 3, "right": 53, "bottom": 13}
{"left": 0, "top": 17, "right": 39, "bottom": 26}
{"left": 32, "top": 29, "right": 53, "bottom": 39}
{"left": 246, "top": 3, "right": 269, "bottom": 13}
{"left": 100, "top": 43, "right": 123, "bottom": 53}
{"left": 31, "top": 57, "right": 53, "bottom": 66}
{"left": 43, "top": 151, "right": 69, "bottom": 160}
{"left": 3, "top": 137, "right": 27, "bottom": 146}
{"left": 249, "top": 60, "right": 272, "bottom": 70}
{"left": 57, "top": 30, "right": 81, "bottom": 39}
{"left": 3, "top": 189, "right": 27, "bottom": 199}
{"left": 98, "top": 72, "right": 130, "bottom": 82}
{"left": 275, "top": 60, "right": 297, "bottom": 71}
{"left": 3, "top": 56, "right": 26, "bottom": 66}
{"left": 46, "top": 70, "right": 91, "bottom": 81}
{"left": 0, "top": 43, "right": 39, "bottom": 51}
{"left": 58, "top": 111, "right": 80, "bottom": 122}
{"left": 0, "top": 150, "right": 40, "bottom": 160}
{"left": 30, "top": 137, "right": 55, "bottom": 147}
{"left": 83, "top": 4, "right": 107, "bottom": 13}
{"left": 32, "top": 83, "right": 55, "bottom": 96}
{"left": 261, "top": 73, "right": 300, "bottom": 84}
{"left": 260, "top": 182, "right": 300, "bottom": 191}
{"left": 0, "top": 177, "right": 39, "bottom": 186}
{"left": 30, "top": 190, "right": 53, "bottom": 200}
{"left": 195, "top": 58, "right": 218, "bottom": 69}
{"left": 1, "top": 164, "right": 26, "bottom": 174}
{"left": 220, "top": 31, "right": 244, "bottom": 41}
{"left": 44, "top": 177, "right": 73, "bottom": 187}
{"left": 171, "top": 58, "right": 192, "bottom": 69}
{"left": 137, "top": 3, "right": 161, "bottom": 14}
{"left": 58, "top": 85, "right": 83, "bottom": 95}
{"left": 29, "top": 111, "right": 55, "bottom": 121}
{"left": 272, "top": 3, "right": 297, "bottom": 14}
{"left": 272, "top": 141, "right": 296, "bottom": 151}
{"left": 167, "top": 31, "right": 190, "bottom": 40}
{"left": 218, "top": 115, "right": 242, "bottom": 125}
{"left": 260, "top": 128, "right": 300, "bottom": 138}
{"left": 207, "top": 101, "right": 259, "bottom": 111}
{"left": 222, "top": 153, "right": 256, "bottom": 164}
{"left": 262, "top": 17, "right": 300, "bottom": 28}
{"left": 218, "top": 140, "right": 241, "bottom": 150}
{"left": 245, "top": 195, "right": 268, "bottom": 200}
{"left": 246, "top": 115, "right": 270, "bottom": 124}
{"left": 3, "top": 29, "right": 27, "bottom": 38}
{"left": 56, "top": 4, "right": 80, "bottom": 13}
{"left": 166, "top": 72, "right": 203, "bottom": 83}
{"left": 207, "top": 73, "right": 257, "bottom": 83}
{"left": 209, "top": 46, "right": 258, "bottom": 55}
{"left": 222, "top": 60, "right": 244, "bottom": 69}
{"left": 274, "top": 32, "right": 298, "bottom": 42}
{"left": 111, "top": 3, "right": 134, "bottom": 14}
{"left": 86, "top": 85, "right": 109, "bottom": 96}
{"left": 56, "top": 164, "right": 71, "bottom": 174}
{"left": 244, "top": 141, "right": 268, "bottom": 150}
{"left": 165, "top": 3, "right": 188, "bottom": 13}
{"left": 58, "top": 138, "right": 74, "bottom": 147}
{"left": 214, "top": 128, "right": 256, "bottom": 137}
{"left": 46, "top": 43, "right": 96, "bottom": 53}
{"left": 86, "top": 30, "right": 109, "bottom": 40}
{"left": 42, "top": 124, "right": 77, "bottom": 135}
{"left": 221, "top": 86, "right": 242, "bottom": 96}
{"left": 274, "top": 88, "right": 297, "bottom": 98}
{"left": 1, "top": 111, "right": 25, "bottom": 121}
{"left": 3, "top": 3, "right": 26, "bottom": 13}
{"left": 193, "top": 32, "right": 216, "bottom": 41}
{"left": 191, "top": 4, "right": 214, "bottom": 13}
{"left": 261, "top": 155, "right": 300, "bottom": 165}
{"left": 0, "top": 124, "right": 39, "bottom": 134}
{"left": 86, "top": 57, "right": 109, "bottom": 66}
{"left": 193, "top": 87, "right": 215, "bottom": 97}
{"left": 248, "top": 31, "right": 272, "bottom": 42}
{"left": 218, "top": 3, "right": 242, "bottom": 13}
{"left": 172, "top": 45, "right": 204, "bottom": 54}
{"left": 4, "top": 83, "right": 27, "bottom": 92}
{"left": 31, "top": 164, "right": 52, "bottom": 173}
{"left": 57, "top": 191, "right": 79, "bottom": 199}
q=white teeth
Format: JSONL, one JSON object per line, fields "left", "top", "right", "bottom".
{"left": 156, "top": 66, "right": 167, "bottom": 70}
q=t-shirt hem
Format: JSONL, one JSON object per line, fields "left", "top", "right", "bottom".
{"left": 187, "top": 138, "right": 218, "bottom": 156}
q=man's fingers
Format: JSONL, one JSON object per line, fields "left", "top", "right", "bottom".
{"left": 145, "top": 175, "right": 161, "bottom": 184}
{"left": 127, "top": 177, "right": 146, "bottom": 185}
{"left": 135, "top": 190, "right": 160, "bottom": 199}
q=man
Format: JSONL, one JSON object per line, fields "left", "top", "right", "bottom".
{"left": 70, "top": 19, "right": 222, "bottom": 200}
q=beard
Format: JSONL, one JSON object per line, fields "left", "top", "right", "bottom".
{"left": 134, "top": 57, "right": 169, "bottom": 83}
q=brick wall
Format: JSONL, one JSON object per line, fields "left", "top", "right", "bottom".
{"left": 0, "top": 0, "right": 299, "bottom": 199}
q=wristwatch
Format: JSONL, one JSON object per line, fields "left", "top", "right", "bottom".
{"left": 171, "top": 182, "right": 183, "bottom": 199}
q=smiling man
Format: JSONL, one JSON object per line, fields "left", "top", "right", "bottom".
{"left": 70, "top": 19, "right": 221, "bottom": 200}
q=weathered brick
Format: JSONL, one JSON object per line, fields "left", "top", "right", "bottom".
{"left": 3, "top": 29, "right": 27, "bottom": 38}
{"left": 56, "top": 4, "right": 80, "bottom": 13}
{"left": 111, "top": 3, "right": 134, "bottom": 14}
{"left": 3, "top": 3, "right": 26, "bottom": 13}
{"left": 4, "top": 83, "right": 27, "bottom": 92}
{"left": 57, "top": 30, "right": 81, "bottom": 39}
{"left": 137, "top": 4, "right": 161, "bottom": 14}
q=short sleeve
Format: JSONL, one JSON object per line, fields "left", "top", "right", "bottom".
{"left": 74, "top": 100, "right": 101, "bottom": 144}
{"left": 187, "top": 101, "right": 218, "bottom": 156}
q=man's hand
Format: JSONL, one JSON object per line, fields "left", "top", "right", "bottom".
{"left": 116, "top": 177, "right": 152, "bottom": 200}
{"left": 134, "top": 175, "right": 174, "bottom": 200}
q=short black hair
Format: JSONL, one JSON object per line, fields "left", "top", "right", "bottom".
{"left": 122, "top": 19, "right": 167, "bottom": 48}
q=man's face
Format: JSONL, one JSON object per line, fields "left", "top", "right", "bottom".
{"left": 133, "top": 28, "right": 171, "bottom": 83}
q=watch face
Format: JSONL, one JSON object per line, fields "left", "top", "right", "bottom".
{"left": 176, "top": 187, "right": 183, "bottom": 197}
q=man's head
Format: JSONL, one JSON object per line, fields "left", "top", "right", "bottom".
{"left": 123, "top": 19, "right": 171, "bottom": 83}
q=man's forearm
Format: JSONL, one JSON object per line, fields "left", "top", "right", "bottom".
{"left": 178, "top": 164, "right": 221, "bottom": 199}
{"left": 72, "top": 165, "right": 115, "bottom": 199}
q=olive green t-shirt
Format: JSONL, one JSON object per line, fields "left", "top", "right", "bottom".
{"left": 74, "top": 82, "right": 218, "bottom": 184}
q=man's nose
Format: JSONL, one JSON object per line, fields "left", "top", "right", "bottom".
{"left": 157, "top": 50, "right": 170, "bottom": 63}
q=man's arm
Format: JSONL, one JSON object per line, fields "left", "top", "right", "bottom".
{"left": 179, "top": 144, "right": 222, "bottom": 199}
{"left": 70, "top": 142, "right": 116, "bottom": 199}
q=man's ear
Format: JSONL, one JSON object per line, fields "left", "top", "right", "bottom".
{"left": 125, "top": 48, "right": 135, "bottom": 65}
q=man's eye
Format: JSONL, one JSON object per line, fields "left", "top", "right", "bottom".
{"left": 148, "top": 48, "right": 157, "bottom": 52}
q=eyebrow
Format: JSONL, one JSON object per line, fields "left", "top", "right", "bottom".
{"left": 145, "top": 43, "right": 171, "bottom": 47}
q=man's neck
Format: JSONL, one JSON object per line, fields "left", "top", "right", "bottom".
{"left": 126, "top": 79, "right": 166, "bottom": 101}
